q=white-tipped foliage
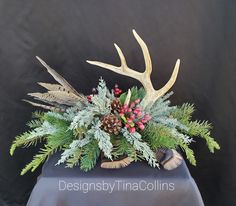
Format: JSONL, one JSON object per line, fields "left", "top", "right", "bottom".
{"left": 122, "top": 128, "right": 159, "bottom": 168}
{"left": 26, "top": 121, "right": 58, "bottom": 140}
{"left": 57, "top": 136, "right": 91, "bottom": 165}
{"left": 88, "top": 119, "right": 113, "bottom": 159}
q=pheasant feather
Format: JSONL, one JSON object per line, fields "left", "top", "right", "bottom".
{"left": 36, "top": 56, "right": 84, "bottom": 99}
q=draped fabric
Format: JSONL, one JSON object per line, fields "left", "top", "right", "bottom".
{"left": 26, "top": 153, "right": 204, "bottom": 206}
{"left": 0, "top": 0, "right": 235, "bottom": 205}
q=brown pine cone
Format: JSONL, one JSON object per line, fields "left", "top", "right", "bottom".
{"left": 111, "top": 98, "right": 122, "bottom": 113}
{"left": 101, "top": 114, "right": 122, "bottom": 135}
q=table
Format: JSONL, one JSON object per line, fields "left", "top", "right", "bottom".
{"left": 27, "top": 153, "right": 204, "bottom": 206}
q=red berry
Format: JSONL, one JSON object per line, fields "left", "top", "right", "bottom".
{"left": 130, "top": 102, "right": 135, "bottom": 108}
{"left": 135, "top": 107, "right": 141, "bottom": 111}
{"left": 135, "top": 99, "right": 140, "bottom": 104}
{"left": 129, "top": 127, "right": 136, "bottom": 133}
{"left": 144, "top": 114, "right": 152, "bottom": 121}
{"left": 123, "top": 104, "right": 128, "bottom": 109}
{"left": 87, "top": 95, "right": 92, "bottom": 102}
{"left": 127, "top": 108, "right": 132, "bottom": 113}
{"left": 139, "top": 123, "right": 145, "bottom": 130}
{"left": 125, "top": 124, "right": 130, "bottom": 128}
{"left": 130, "top": 114, "right": 135, "bottom": 120}
{"left": 133, "top": 109, "right": 138, "bottom": 114}
{"left": 127, "top": 119, "right": 133, "bottom": 124}
{"left": 141, "top": 119, "right": 147, "bottom": 123}
{"left": 137, "top": 112, "right": 143, "bottom": 117}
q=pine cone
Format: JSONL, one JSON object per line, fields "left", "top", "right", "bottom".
{"left": 101, "top": 114, "right": 122, "bottom": 135}
{"left": 111, "top": 99, "right": 122, "bottom": 113}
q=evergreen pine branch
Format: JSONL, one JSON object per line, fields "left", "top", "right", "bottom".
{"left": 87, "top": 119, "right": 113, "bottom": 159}
{"left": 153, "top": 116, "right": 189, "bottom": 131}
{"left": 64, "top": 102, "right": 85, "bottom": 121}
{"left": 43, "top": 112, "right": 70, "bottom": 128}
{"left": 122, "top": 128, "right": 159, "bottom": 168}
{"left": 57, "top": 136, "right": 91, "bottom": 165}
{"left": 47, "top": 126, "right": 74, "bottom": 148}
{"left": 21, "top": 144, "right": 58, "bottom": 175}
{"left": 172, "top": 104, "right": 220, "bottom": 152}
{"left": 178, "top": 141, "right": 196, "bottom": 166}
{"left": 32, "top": 110, "right": 45, "bottom": 119}
{"left": 69, "top": 107, "right": 96, "bottom": 130}
{"left": 10, "top": 131, "right": 45, "bottom": 155}
{"left": 186, "top": 120, "right": 220, "bottom": 152}
{"left": 146, "top": 92, "right": 176, "bottom": 119}
{"left": 172, "top": 103, "right": 195, "bottom": 124}
{"left": 65, "top": 147, "right": 83, "bottom": 168}
{"left": 96, "top": 77, "right": 106, "bottom": 98}
{"left": 26, "top": 119, "right": 43, "bottom": 129}
{"left": 46, "top": 111, "right": 71, "bottom": 121}
{"left": 10, "top": 121, "right": 57, "bottom": 155}
{"left": 142, "top": 122, "right": 196, "bottom": 165}
{"left": 80, "top": 140, "right": 100, "bottom": 172}
{"left": 141, "top": 123, "right": 179, "bottom": 150}
{"left": 112, "top": 137, "right": 138, "bottom": 161}
{"left": 91, "top": 79, "right": 111, "bottom": 115}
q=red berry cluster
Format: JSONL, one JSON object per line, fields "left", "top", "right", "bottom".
{"left": 113, "top": 84, "right": 122, "bottom": 97}
{"left": 87, "top": 95, "right": 92, "bottom": 102}
{"left": 87, "top": 88, "right": 97, "bottom": 102}
{"left": 119, "top": 98, "right": 151, "bottom": 133}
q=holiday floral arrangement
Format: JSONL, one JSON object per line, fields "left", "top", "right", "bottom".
{"left": 10, "top": 30, "right": 220, "bottom": 175}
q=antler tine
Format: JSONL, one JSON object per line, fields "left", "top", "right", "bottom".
{"left": 113, "top": 43, "right": 142, "bottom": 77}
{"left": 155, "top": 59, "right": 180, "bottom": 99}
{"left": 132, "top": 29, "right": 152, "bottom": 76}
{"left": 86, "top": 43, "right": 142, "bottom": 78}
{"left": 86, "top": 59, "right": 120, "bottom": 74}
{"left": 114, "top": 43, "right": 127, "bottom": 69}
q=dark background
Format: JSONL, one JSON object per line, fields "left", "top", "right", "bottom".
{"left": 0, "top": 0, "right": 235, "bottom": 205}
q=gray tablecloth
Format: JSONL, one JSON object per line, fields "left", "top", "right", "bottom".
{"left": 27, "top": 153, "right": 204, "bottom": 206}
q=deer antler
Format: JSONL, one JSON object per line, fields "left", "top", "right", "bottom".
{"left": 87, "top": 29, "right": 180, "bottom": 108}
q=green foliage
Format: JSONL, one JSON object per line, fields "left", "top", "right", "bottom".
{"left": 172, "top": 103, "right": 195, "bottom": 124}
{"left": 69, "top": 108, "right": 95, "bottom": 130}
{"left": 172, "top": 104, "right": 220, "bottom": 152}
{"left": 65, "top": 147, "right": 83, "bottom": 168}
{"left": 32, "top": 110, "right": 44, "bottom": 119}
{"left": 26, "top": 119, "right": 43, "bottom": 129}
{"left": 178, "top": 141, "right": 196, "bottom": 166}
{"left": 120, "top": 87, "right": 145, "bottom": 104}
{"left": 21, "top": 145, "right": 58, "bottom": 175}
{"left": 79, "top": 140, "right": 100, "bottom": 171}
{"left": 141, "top": 122, "right": 196, "bottom": 166}
{"left": 149, "top": 92, "right": 191, "bottom": 143}
{"left": 58, "top": 136, "right": 91, "bottom": 165}
{"left": 112, "top": 136, "right": 138, "bottom": 161}
{"left": 88, "top": 119, "right": 113, "bottom": 159}
{"left": 10, "top": 121, "right": 57, "bottom": 156}
{"left": 10, "top": 131, "right": 44, "bottom": 156}
{"left": 47, "top": 128, "right": 73, "bottom": 148}
{"left": 142, "top": 123, "right": 179, "bottom": 150}
{"left": 43, "top": 112, "right": 70, "bottom": 128}
{"left": 185, "top": 120, "right": 220, "bottom": 152}
{"left": 122, "top": 128, "right": 159, "bottom": 168}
